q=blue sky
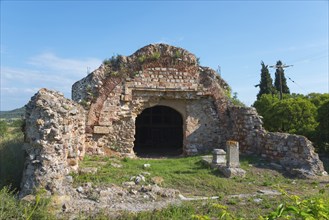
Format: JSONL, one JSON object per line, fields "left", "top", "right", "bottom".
{"left": 1, "top": 1, "right": 328, "bottom": 110}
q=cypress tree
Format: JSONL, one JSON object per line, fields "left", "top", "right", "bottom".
{"left": 257, "top": 61, "right": 275, "bottom": 100}
{"left": 274, "top": 60, "right": 290, "bottom": 95}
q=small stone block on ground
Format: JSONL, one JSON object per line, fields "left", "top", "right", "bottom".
{"left": 218, "top": 166, "right": 246, "bottom": 178}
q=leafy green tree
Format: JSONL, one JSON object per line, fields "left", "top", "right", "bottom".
{"left": 306, "top": 93, "right": 329, "bottom": 108}
{"left": 254, "top": 94, "right": 317, "bottom": 136}
{"left": 254, "top": 93, "right": 329, "bottom": 153}
{"left": 268, "top": 97, "right": 317, "bottom": 135}
{"left": 253, "top": 94, "right": 280, "bottom": 127}
{"left": 0, "top": 121, "right": 8, "bottom": 138}
{"left": 315, "top": 100, "right": 329, "bottom": 152}
{"left": 274, "top": 60, "right": 290, "bottom": 95}
{"left": 256, "top": 61, "right": 276, "bottom": 100}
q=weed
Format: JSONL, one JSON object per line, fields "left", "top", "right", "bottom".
{"left": 0, "top": 186, "right": 53, "bottom": 219}
{"left": 261, "top": 190, "right": 329, "bottom": 220}
{"left": 79, "top": 99, "right": 90, "bottom": 108}
{"left": 137, "top": 55, "right": 146, "bottom": 63}
{"left": 262, "top": 180, "right": 273, "bottom": 187}
{"left": 226, "top": 197, "right": 239, "bottom": 205}
{"left": 86, "top": 191, "right": 100, "bottom": 202}
{"left": 174, "top": 50, "right": 182, "bottom": 59}
{"left": 150, "top": 51, "right": 161, "bottom": 60}
{"left": 122, "top": 157, "right": 129, "bottom": 162}
{"left": 196, "top": 57, "right": 200, "bottom": 65}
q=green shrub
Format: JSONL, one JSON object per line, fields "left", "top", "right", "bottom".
{"left": 261, "top": 190, "right": 329, "bottom": 220}
{"left": 11, "top": 119, "right": 24, "bottom": 128}
{"left": 150, "top": 51, "right": 161, "bottom": 60}
{"left": 174, "top": 50, "right": 182, "bottom": 59}
{"left": 137, "top": 55, "right": 146, "bottom": 63}
{"left": 0, "top": 121, "right": 8, "bottom": 138}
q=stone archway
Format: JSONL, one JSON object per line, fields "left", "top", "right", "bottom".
{"left": 134, "top": 105, "right": 183, "bottom": 156}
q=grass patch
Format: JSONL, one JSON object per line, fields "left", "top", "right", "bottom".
{"left": 73, "top": 154, "right": 326, "bottom": 199}
{"left": 73, "top": 155, "right": 256, "bottom": 196}
{"left": 0, "top": 187, "right": 53, "bottom": 220}
{"left": 79, "top": 189, "right": 329, "bottom": 219}
{"left": 0, "top": 127, "right": 25, "bottom": 189}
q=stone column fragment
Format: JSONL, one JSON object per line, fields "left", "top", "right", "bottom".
{"left": 226, "top": 141, "right": 240, "bottom": 168}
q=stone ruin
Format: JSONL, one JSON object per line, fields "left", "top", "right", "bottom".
{"left": 203, "top": 141, "right": 247, "bottom": 178}
{"left": 20, "top": 44, "right": 326, "bottom": 197}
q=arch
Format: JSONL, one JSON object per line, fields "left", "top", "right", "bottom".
{"left": 134, "top": 105, "right": 183, "bottom": 156}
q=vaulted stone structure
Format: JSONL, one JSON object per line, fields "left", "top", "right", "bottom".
{"left": 71, "top": 44, "right": 231, "bottom": 157}
{"left": 20, "top": 44, "right": 326, "bottom": 196}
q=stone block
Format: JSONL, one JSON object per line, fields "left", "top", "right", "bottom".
{"left": 98, "top": 119, "right": 111, "bottom": 126}
{"left": 212, "top": 149, "right": 226, "bottom": 164}
{"left": 93, "top": 126, "right": 110, "bottom": 134}
{"left": 218, "top": 166, "right": 246, "bottom": 178}
{"left": 226, "top": 141, "right": 240, "bottom": 168}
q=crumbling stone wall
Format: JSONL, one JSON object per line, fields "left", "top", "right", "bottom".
{"left": 228, "top": 106, "right": 325, "bottom": 176}
{"left": 20, "top": 89, "right": 85, "bottom": 196}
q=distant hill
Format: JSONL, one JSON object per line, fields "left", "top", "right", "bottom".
{"left": 0, "top": 107, "right": 25, "bottom": 120}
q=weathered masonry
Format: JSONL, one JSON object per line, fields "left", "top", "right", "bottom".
{"left": 20, "top": 44, "right": 326, "bottom": 196}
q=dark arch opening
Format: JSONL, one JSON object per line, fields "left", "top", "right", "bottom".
{"left": 134, "top": 106, "right": 183, "bottom": 157}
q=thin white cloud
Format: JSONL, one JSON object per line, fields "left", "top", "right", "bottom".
{"left": 1, "top": 53, "right": 102, "bottom": 110}
{"left": 27, "top": 52, "right": 102, "bottom": 78}
{"left": 1, "top": 87, "right": 40, "bottom": 94}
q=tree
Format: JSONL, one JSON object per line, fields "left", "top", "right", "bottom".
{"left": 256, "top": 61, "right": 276, "bottom": 100}
{"left": 315, "top": 100, "right": 329, "bottom": 152}
{"left": 254, "top": 93, "right": 329, "bottom": 153}
{"left": 274, "top": 60, "right": 290, "bottom": 96}
{"left": 253, "top": 94, "right": 279, "bottom": 127}
{"left": 306, "top": 93, "right": 329, "bottom": 108}
{"left": 267, "top": 97, "right": 317, "bottom": 135}
{"left": 253, "top": 94, "right": 317, "bottom": 136}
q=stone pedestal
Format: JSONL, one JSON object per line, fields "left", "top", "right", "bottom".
{"left": 218, "top": 141, "right": 245, "bottom": 178}
{"left": 212, "top": 149, "right": 226, "bottom": 164}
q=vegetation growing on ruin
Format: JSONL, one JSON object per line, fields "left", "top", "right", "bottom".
{"left": 174, "top": 50, "right": 182, "bottom": 59}
{"left": 136, "top": 52, "right": 161, "bottom": 65}
{"left": 103, "top": 54, "right": 123, "bottom": 68}
{"left": 223, "top": 85, "right": 246, "bottom": 107}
